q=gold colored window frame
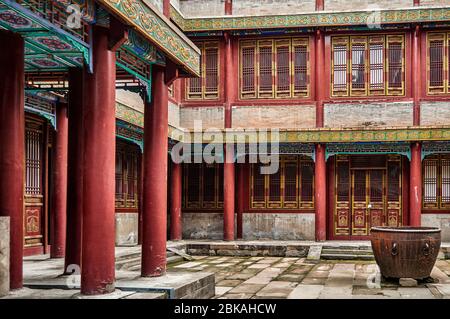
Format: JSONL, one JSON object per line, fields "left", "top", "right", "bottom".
{"left": 331, "top": 34, "right": 406, "bottom": 98}
{"left": 426, "top": 32, "right": 449, "bottom": 95}
{"left": 186, "top": 41, "right": 220, "bottom": 100}
{"left": 250, "top": 155, "right": 315, "bottom": 210}
{"left": 239, "top": 37, "right": 310, "bottom": 100}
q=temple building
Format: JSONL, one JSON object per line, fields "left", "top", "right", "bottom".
{"left": 0, "top": 0, "right": 450, "bottom": 296}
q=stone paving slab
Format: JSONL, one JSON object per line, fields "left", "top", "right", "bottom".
{"left": 288, "top": 284, "right": 324, "bottom": 299}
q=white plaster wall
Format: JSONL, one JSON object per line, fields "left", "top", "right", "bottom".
{"left": 243, "top": 213, "right": 315, "bottom": 240}
{"left": 422, "top": 214, "right": 450, "bottom": 242}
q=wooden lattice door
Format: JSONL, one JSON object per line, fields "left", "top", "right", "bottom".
{"left": 333, "top": 155, "right": 402, "bottom": 239}
{"left": 24, "top": 117, "right": 47, "bottom": 254}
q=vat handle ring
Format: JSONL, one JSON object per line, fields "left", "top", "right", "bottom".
{"left": 423, "top": 242, "right": 430, "bottom": 256}
{"left": 391, "top": 242, "right": 398, "bottom": 256}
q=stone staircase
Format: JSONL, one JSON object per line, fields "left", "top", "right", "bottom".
{"left": 115, "top": 250, "right": 185, "bottom": 271}
{"left": 320, "top": 244, "right": 375, "bottom": 261}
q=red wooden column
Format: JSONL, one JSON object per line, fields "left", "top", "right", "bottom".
{"left": 315, "top": 29, "right": 325, "bottom": 127}
{"left": 223, "top": 32, "right": 236, "bottom": 241}
{"left": 413, "top": 0, "right": 420, "bottom": 6}
{"left": 225, "top": 0, "right": 232, "bottom": 15}
{"left": 163, "top": 0, "right": 171, "bottom": 17}
{"left": 412, "top": 25, "right": 421, "bottom": 126}
{"left": 236, "top": 163, "right": 245, "bottom": 239}
{"left": 170, "top": 162, "right": 182, "bottom": 240}
{"left": 224, "top": 144, "right": 235, "bottom": 241}
{"left": 316, "top": 0, "right": 324, "bottom": 10}
{"left": 0, "top": 30, "right": 24, "bottom": 290}
{"left": 50, "top": 102, "right": 68, "bottom": 258}
{"left": 315, "top": 144, "right": 327, "bottom": 241}
{"left": 410, "top": 142, "right": 422, "bottom": 226}
{"left": 65, "top": 68, "right": 84, "bottom": 272}
{"left": 80, "top": 26, "right": 116, "bottom": 295}
{"left": 141, "top": 66, "right": 169, "bottom": 277}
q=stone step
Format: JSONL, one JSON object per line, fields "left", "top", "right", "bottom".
{"left": 321, "top": 253, "right": 375, "bottom": 261}
{"left": 115, "top": 252, "right": 141, "bottom": 263}
{"left": 321, "top": 248, "right": 374, "bottom": 256}
{"left": 124, "top": 255, "right": 184, "bottom": 272}
{"left": 322, "top": 245, "right": 372, "bottom": 250}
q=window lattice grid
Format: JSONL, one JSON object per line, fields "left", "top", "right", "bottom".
{"left": 332, "top": 42, "right": 349, "bottom": 95}
{"left": 187, "top": 42, "right": 220, "bottom": 100}
{"left": 369, "top": 42, "right": 385, "bottom": 90}
{"left": 258, "top": 45, "right": 274, "bottom": 95}
{"left": 240, "top": 38, "right": 310, "bottom": 99}
{"left": 184, "top": 163, "right": 223, "bottom": 209}
{"left": 422, "top": 155, "right": 450, "bottom": 210}
{"left": 331, "top": 34, "right": 405, "bottom": 97}
{"left": 387, "top": 42, "right": 403, "bottom": 89}
{"left": 293, "top": 45, "right": 309, "bottom": 93}
{"left": 25, "top": 126, "right": 43, "bottom": 196}
{"left": 115, "top": 142, "right": 140, "bottom": 209}
{"left": 241, "top": 46, "right": 257, "bottom": 96}
{"left": 250, "top": 156, "right": 315, "bottom": 210}
{"left": 430, "top": 40, "right": 444, "bottom": 87}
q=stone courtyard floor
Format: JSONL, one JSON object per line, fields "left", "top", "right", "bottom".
{"left": 4, "top": 254, "right": 450, "bottom": 299}
{"left": 172, "top": 256, "right": 450, "bottom": 299}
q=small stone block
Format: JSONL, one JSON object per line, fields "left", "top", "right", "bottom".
{"left": 399, "top": 278, "right": 418, "bottom": 287}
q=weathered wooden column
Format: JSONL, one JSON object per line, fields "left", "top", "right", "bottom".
{"left": 50, "top": 102, "right": 68, "bottom": 258}
{"left": 315, "top": 29, "right": 325, "bottom": 127}
{"left": 410, "top": 142, "right": 422, "bottom": 227}
{"left": 316, "top": 0, "right": 324, "bottom": 10}
{"left": 223, "top": 31, "right": 236, "bottom": 241}
{"left": 65, "top": 68, "right": 84, "bottom": 272}
{"left": 0, "top": 30, "right": 24, "bottom": 290}
{"left": 80, "top": 26, "right": 116, "bottom": 295}
{"left": 315, "top": 144, "right": 327, "bottom": 241}
{"left": 314, "top": 27, "right": 327, "bottom": 241}
{"left": 141, "top": 66, "right": 169, "bottom": 277}
{"left": 412, "top": 25, "right": 421, "bottom": 126}
{"left": 225, "top": 0, "right": 232, "bottom": 15}
{"left": 236, "top": 163, "right": 245, "bottom": 239}
{"left": 170, "top": 162, "right": 182, "bottom": 240}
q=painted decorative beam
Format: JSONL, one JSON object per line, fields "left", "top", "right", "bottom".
{"left": 96, "top": 0, "right": 200, "bottom": 76}
{"left": 186, "top": 126, "right": 450, "bottom": 144}
{"left": 170, "top": 6, "right": 450, "bottom": 32}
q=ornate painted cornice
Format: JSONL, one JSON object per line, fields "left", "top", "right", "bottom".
{"left": 171, "top": 6, "right": 450, "bottom": 32}
{"left": 116, "top": 101, "right": 144, "bottom": 127}
{"left": 185, "top": 126, "right": 450, "bottom": 144}
{"left": 96, "top": 0, "right": 200, "bottom": 76}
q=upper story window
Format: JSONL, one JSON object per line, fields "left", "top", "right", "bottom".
{"left": 239, "top": 38, "right": 310, "bottom": 99}
{"left": 427, "top": 32, "right": 450, "bottom": 95}
{"left": 331, "top": 34, "right": 405, "bottom": 97}
{"left": 186, "top": 41, "right": 220, "bottom": 100}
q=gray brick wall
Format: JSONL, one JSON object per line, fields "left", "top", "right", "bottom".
{"left": 325, "top": 0, "right": 412, "bottom": 10}
{"left": 324, "top": 101, "right": 414, "bottom": 128}
{"left": 179, "top": 0, "right": 225, "bottom": 17}
{"left": 420, "top": 101, "right": 450, "bottom": 126}
{"left": 232, "top": 105, "right": 316, "bottom": 129}
{"left": 233, "top": 0, "right": 315, "bottom": 16}
{"left": 420, "top": 0, "right": 450, "bottom": 6}
{"left": 145, "top": 0, "right": 164, "bottom": 13}
{"left": 180, "top": 106, "right": 225, "bottom": 129}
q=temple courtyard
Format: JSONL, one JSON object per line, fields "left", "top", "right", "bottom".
{"left": 2, "top": 241, "right": 450, "bottom": 299}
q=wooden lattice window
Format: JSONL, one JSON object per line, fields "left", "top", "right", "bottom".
{"left": 250, "top": 156, "right": 314, "bottom": 209}
{"left": 115, "top": 141, "right": 140, "bottom": 209}
{"left": 427, "top": 32, "right": 450, "bottom": 95}
{"left": 183, "top": 163, "right": 223, "bottom": 209}
{"left": 25, "top": 120, "right": 44, "bottom": 196}
{"left": 423, "top": 154, "right": 450, "bottom": 210}
{"left": 187, "top": 42, "right": 220, "bottom": 100}
{"left": 331, "top": 34, "right": 405, "bottom": 97}
{"left": 240, "top": 38, "right": 310, "bottom": 99}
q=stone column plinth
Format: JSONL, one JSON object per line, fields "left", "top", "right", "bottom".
{"left": 0, "top": 217, "right": 10, "bottom": 296}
